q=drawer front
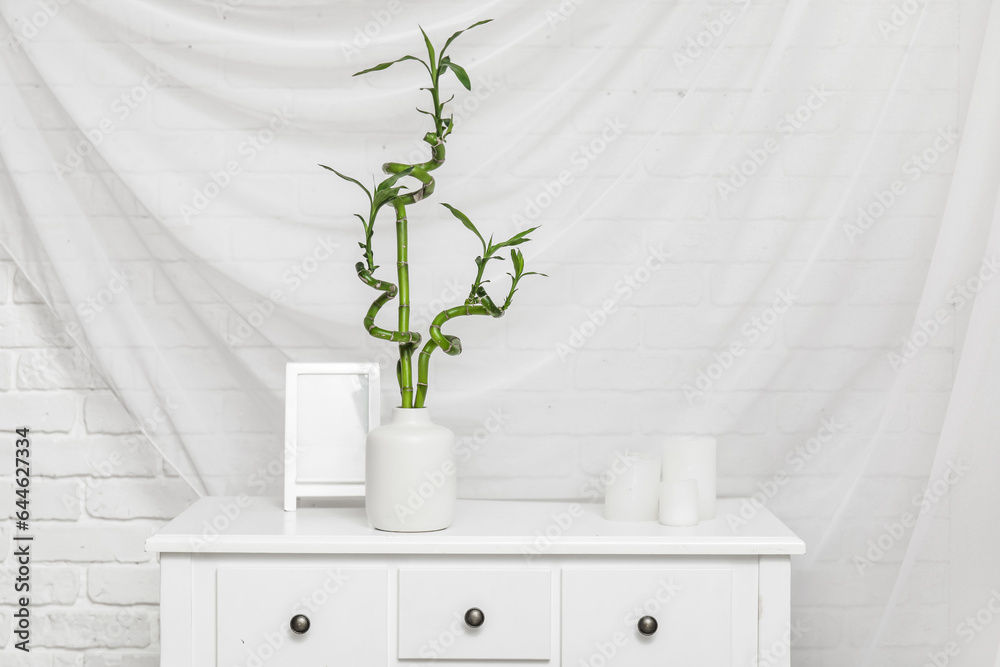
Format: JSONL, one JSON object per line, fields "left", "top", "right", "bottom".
{"left": 562, "top": 564, "right": 758, "bottom": 666}
{"left": 397, "top": 568, "right": 552, "bottom": 660}
{"left": 217, "top": 567, "right": 386, "bottom": 667}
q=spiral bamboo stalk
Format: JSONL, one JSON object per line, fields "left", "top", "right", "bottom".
{"left": 355, "top": 262, "right": 418, "bottom": 344}
{"left": 414, "top": 287, "right": 505, "bottom": 408}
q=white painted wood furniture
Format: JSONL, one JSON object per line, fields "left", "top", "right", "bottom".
{"left": 147, "top": 497, "right": 804, "bottom": 666}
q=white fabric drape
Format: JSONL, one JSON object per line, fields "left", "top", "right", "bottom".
{"left": 2, "top": 0, "right": 999, "bottom": 661}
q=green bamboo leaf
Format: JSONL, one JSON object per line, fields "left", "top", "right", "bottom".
{"left": 441, "top": 19, "right": 493, "bottom": 56}
{"left": 373, "top": 189, "right": 402, "bottom": 210}
{"left": 320, "top": 165, "right": 373, "bottom": 203}
{"left": 438, "top": 55, "right": 451, "bottom": 77}
{"left": 377, "top": 166, "right": 414, "bottom": 192}
{"left": 507, "top": 270, "right": 546, "bottom": 282}
{"left": 373, "top": 189, "right": 400, "bottom": 211}
{"left": 419, "top": 26, "right": 436, "bottom": 68}
{"left": 444, "top": 61, "right": 472, "bottom": 90}
{"left": 353, "top": 55, "right": 428, "bottom": 77}
{"left": 511, "top": 248, "right": 525, "bottom": 275}
{"left": 442, "top": 203, "right": 487, "bottom": 253}
{"left": 511, "top": 226, "right": 540, "bottom": 240}
{"left": 493, "top": 225, "right": 540, "bottom": 250}
{"left": 371, "top": 167, "right": 415, "bottom": 209}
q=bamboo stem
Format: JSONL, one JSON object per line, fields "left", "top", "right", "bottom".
{"left": 383, "top": 133, "right": 446, "bottom": 204}
{"left": 394, "top": 200, "right": 415, "bottom": 408}
{"left": 358, "top": 132, "right": 445, "bottom": 406}
{"left": 356, "top": 263, "right": 420, "bottom": 344}
{"left": 414, "top": 288, "right": 504, "bottom": 408}
{"left": 382, "top": 132, "right": 446, "bottom": 407}
{"left": 413, "top": 338, "right": 438, "bottom": 408}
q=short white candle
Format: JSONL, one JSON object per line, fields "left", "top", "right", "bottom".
{"left": 659, "top": 479, "right": 699, "bottom": 527}
{"left": 662, "top": 436, "right": 716, "bottom": 520}
{"left": 603, "top": 454, "right": 660, "bottom": 522}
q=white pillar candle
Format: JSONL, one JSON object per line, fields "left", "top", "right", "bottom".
{"left": 603, "top": 454, "right": 660, "bottom": 522}
{"left": 658, "top": 479, "right": 700, "bottom": 527}
{"left": 662, "top": 436, "right": 716, "bottom": 520}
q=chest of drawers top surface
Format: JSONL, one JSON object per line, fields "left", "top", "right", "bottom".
{"left": 146, "top": 496, "right": 805, "bottom": 556}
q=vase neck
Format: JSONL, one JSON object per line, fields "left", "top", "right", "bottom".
{"left": 391, "top": 407, "right": 433, "bottom": 426}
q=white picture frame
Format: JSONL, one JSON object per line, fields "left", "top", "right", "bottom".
{"left": 284, "top": 362, "right": 380, "bottom": 511}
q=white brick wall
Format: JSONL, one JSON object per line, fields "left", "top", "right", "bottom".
{"left": 1, "top": 247, "right": 165, "bottom": 662}
{"left": 0, "top": 0, "right": 976, "bottom": 662}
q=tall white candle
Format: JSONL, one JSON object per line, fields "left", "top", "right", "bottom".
{"left": 659, "top": 479, "right": 700, "bottom": 527}
{"left": 603, "top": 453, "right": 660, "bottom": 522}
{"left": 661, "top": 436, "right": 716, "bottom": 520}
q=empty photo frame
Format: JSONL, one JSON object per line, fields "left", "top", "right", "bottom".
{"left": 284, "top": 362, "right": 380, "bottom": 510}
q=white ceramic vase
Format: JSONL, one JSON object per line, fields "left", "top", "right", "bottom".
{"left": 365, "top": 407, "right": 457, "bottom": 532}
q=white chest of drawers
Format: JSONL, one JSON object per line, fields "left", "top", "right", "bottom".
{"left": 147, "top": 497, "right": 804, "bottom": 667}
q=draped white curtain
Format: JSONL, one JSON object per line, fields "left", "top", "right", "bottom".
{"left": 2, "top": 0, "right": 999, "bottom": 661}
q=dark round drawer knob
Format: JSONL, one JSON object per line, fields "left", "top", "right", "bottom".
{"left": 290, "top": 614, "right": 311, "bottom": 634}
{"left": 637, "top": 615, "right": 658, "bottom": 636}
{"left": 464, "top": 607, "right": 485, "bottom": 628}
